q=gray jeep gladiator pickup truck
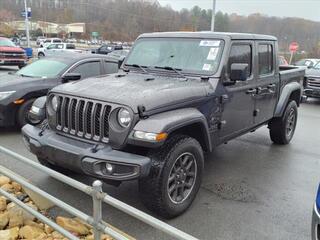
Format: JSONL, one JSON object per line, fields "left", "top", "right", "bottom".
{"left": 22, "top": 32, "right": 305, "bottom": 218}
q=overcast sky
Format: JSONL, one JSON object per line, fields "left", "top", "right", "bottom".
{"left": 158, "top": 0, "right": 320, "bottom": 22}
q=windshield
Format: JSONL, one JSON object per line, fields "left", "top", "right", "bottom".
{"left": 16, "top": 59, "right": 67, "bottom": 78}
{"left": 0, "top": 38, "right": 16, "bottom": 47}
{"left": 313, "top": 62, "right": 320, "bottom": 70}
{"left": 125, "top": 38, "right": 224, "bottom": 75}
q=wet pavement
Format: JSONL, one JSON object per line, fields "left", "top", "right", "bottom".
{"left": 0, "top": 66, "right": 319, "bottom": 240}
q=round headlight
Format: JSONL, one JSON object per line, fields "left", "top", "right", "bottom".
{"left": 117, "top": 108, "right": 131, "bottom": 128}
{"left": 51, "top": 96, "right": 58, "bottom": 112}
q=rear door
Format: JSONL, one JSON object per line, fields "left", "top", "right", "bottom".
{"left": 219, "top": 41, "right": 256, "bottom": 140}
{"left": 253, "top": 41, "right": 279, "bottom": 124}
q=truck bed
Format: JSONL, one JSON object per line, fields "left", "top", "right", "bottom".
{"left": 279, "top": 66, "right": 305, "bottom": 90}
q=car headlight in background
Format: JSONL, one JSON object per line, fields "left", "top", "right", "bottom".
{"left": 51, "top": 96, "right": 58, "bottom": 112}
{"left": 117, "top": 108, "right": 132, "bottom": 127}
{"left": 0, "top": 91, "right": 16, "bottom": 101}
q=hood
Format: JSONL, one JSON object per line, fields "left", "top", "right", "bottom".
{"left": 52, "top": 72, "right": 212, "bottom": 113}
{"left": 306, "top": 68, "right": 320, "bottom": 77}
{"left": 0, "top": 73, "right": 43, "bottom": 91}
{"left": 0, "top": 46, "right": 25, "bottom": 53}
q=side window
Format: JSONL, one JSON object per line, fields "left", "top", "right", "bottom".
{"left": 104, "top": 61, "right": 119, "bottom": 74}
{"left": 71, "top": 61, "right": 101, "bottom": 79}
{"left": 53, "top": 39, "right": 61, "bottom": 43}
{"left": 228, "top": 44, "right": 252, "bottom": 78}
{"left": 258, "top": 44, "right": 273, "bottom": 75}
{"left": 47, "top": 44, "right": 56, "bottom": 50}
{"left": 66, "top": 44, "right": 75, "bottom": 49}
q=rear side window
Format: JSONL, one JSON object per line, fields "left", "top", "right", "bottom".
{"left": 258, "top": 44, "right": 273, "bottom": 75}
{"left": 228, "top": 44, "right": 252, "bottom": 77}
{"left": 71, "top": 61, "right": 101, "bottom": 79}
{"left": 53, "top": 39, "right": 62, "bottom": 43}
{"left": 66, "top": 44, "right": 75, "bottom": 49}
{"left": 104, "top": 61, "right": 119, "bottom": 74}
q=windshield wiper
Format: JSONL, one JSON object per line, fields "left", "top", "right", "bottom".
{"left": 19, "top": 74, "right": 33, "bottom": 78}
{"left": 124, "top": 64, "right": 148, "bottom": 73}
{"left": 154, "top": 66, "right": 186, "bottom": 79}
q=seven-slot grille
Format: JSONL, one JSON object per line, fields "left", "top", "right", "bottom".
{"left": 308, "top": 77, "right": 320, "bottom": 88}
{"left": 55, "top": 95, "right": 112, "bottom": 142}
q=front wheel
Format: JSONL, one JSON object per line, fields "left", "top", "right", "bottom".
{"left": 17, "top": 99, "right": 35, "bottom": 127}
{"left": 139, "top": 135, "right": 204, "bottom": 219}
{"left": 269, "top": 100, "right": 298, "bottom": 145}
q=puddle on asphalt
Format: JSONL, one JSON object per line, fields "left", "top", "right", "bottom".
{"left": 202, "top": 180, "right": 257, "bottom": 203}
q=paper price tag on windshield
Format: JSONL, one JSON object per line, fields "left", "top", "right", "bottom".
{"left": 199, "top": 40, "right": 220, "bottom": 47}
{"left": 207, "top": 47, "right": 219, "bottom": 61}
{"left": 202, "top": 64, "right": 212, "bottom": 71}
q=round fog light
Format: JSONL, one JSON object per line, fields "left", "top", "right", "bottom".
{"left": 105, "top": 163, "right": 114, "bottom": 174}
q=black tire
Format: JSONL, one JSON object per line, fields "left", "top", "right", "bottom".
{"left": 269, "top": 100, "right": 298, "bottom": 145}
{"left": 38, "top": 52, "right": 45, "bottom": 58}
{"left": 18, "top": 64, "right": 25, "bottom": 69}
{"left": 37, "top": 157, "right": 73, "bottom": 174}
{"left": 139, "top": 135, "right": 204, "bottom": 219}
{"left": 17, "top": 99, "right": 35, "bottom": 127}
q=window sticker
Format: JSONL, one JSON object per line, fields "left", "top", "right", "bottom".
{"left": 202, "top": 64, "right": 212, "bottom": 71}
{"left": 207, "top": 47, "right": 219, "bottom": 61}
{"left": 199, "top": 40, "right": 220, "bottom": 47}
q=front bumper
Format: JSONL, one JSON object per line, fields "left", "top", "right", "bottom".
{"left": 312, "top": 204, "right": 320, "bottom": 240}
{"left": 21, "top": 124, "right": 151, "bottom": 181}
{"left": 304, "top": 88, "right": 320, "bottom": 98}
{"left": 0, "top": 58, "right": 27, "bottom": 66}
{"left": 0, "top": 103, "right": 17, "bottom": 127}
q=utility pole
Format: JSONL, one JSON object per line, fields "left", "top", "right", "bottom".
{"left": 211, "top": 0, "right": 216, "bottom": 31}
{"left": 23, "top": 0, "right": 30, "bottom": 47}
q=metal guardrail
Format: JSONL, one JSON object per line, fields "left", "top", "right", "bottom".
{"left": 0, "top": 145, "right": 199, "bottom": 240}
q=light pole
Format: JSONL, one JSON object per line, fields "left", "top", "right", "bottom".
{"left": 23, "top": 0, "right": 30, "bottom": 47}
{"left": 211, "top": 0, "right": 216, "bottom": 31}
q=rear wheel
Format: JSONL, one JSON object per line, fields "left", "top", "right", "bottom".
{"left": 38, "top": 52, "right": 45, "bottom": 58}
{"left": 269, "top": 100, "right": 298, "bottom": 145}
{"left": 139, "top": 135, "right": 204, "bottom": 219}
{"left": 17, "top": 99, "right": 35, "bottom": 127}
{"left": 18, "top": 64, "right": 25, "bottom": 69}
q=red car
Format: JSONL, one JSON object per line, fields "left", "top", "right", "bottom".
{"left": 0, "top": 37, "right": 27, "bottom": 69}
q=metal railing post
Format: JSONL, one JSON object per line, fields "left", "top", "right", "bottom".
{"left": 92, "top": 180, "right": 103, "bottom": 240}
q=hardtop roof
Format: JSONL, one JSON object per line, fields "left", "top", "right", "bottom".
{"left": 138, "top": 31, "right": 277, "bottom": 41}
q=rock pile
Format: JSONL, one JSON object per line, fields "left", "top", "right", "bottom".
{"left": 0, "top": 176, "right": 114, "bottom": 240}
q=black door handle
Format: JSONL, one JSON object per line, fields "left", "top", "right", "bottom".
{"left": 246, "top": 89, "right": 257, "bottom": 94}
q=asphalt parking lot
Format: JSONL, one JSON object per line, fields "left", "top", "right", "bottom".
{"left": 0, "top": 66, "right": 319, "bottom": 240}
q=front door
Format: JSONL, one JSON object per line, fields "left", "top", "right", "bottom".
{"left": 253, "top": 41, "right": 279, "bottom": 124}
{"left": 219, "top": 41, "right": 256, "bottom": 141}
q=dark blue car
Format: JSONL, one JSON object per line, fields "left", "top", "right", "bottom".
{"left": 312, "top": 184, "right": 320, "bottom": 240}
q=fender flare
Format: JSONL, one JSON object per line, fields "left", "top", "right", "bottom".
{"left": 132, "top": 108, "right": 212, "bottom": 152}
{"left": 274, "top": 82, "right": 302, "bottom": 117}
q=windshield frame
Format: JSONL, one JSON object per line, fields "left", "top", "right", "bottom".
{"left": 123, "top": 37, "right": 225, "bottom": 77}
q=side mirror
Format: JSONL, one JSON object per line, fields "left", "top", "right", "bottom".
{"left": 27, "top": 96, "right": 47, "bottom": 125}
{"left": 230, "top": 63, "right": 249, "bottom": 82}
{"left": 62, "top": 73, "right": 81, "bottom": 83}
{"left": 307, "top": 65, "right": 313, "bottom": 69}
